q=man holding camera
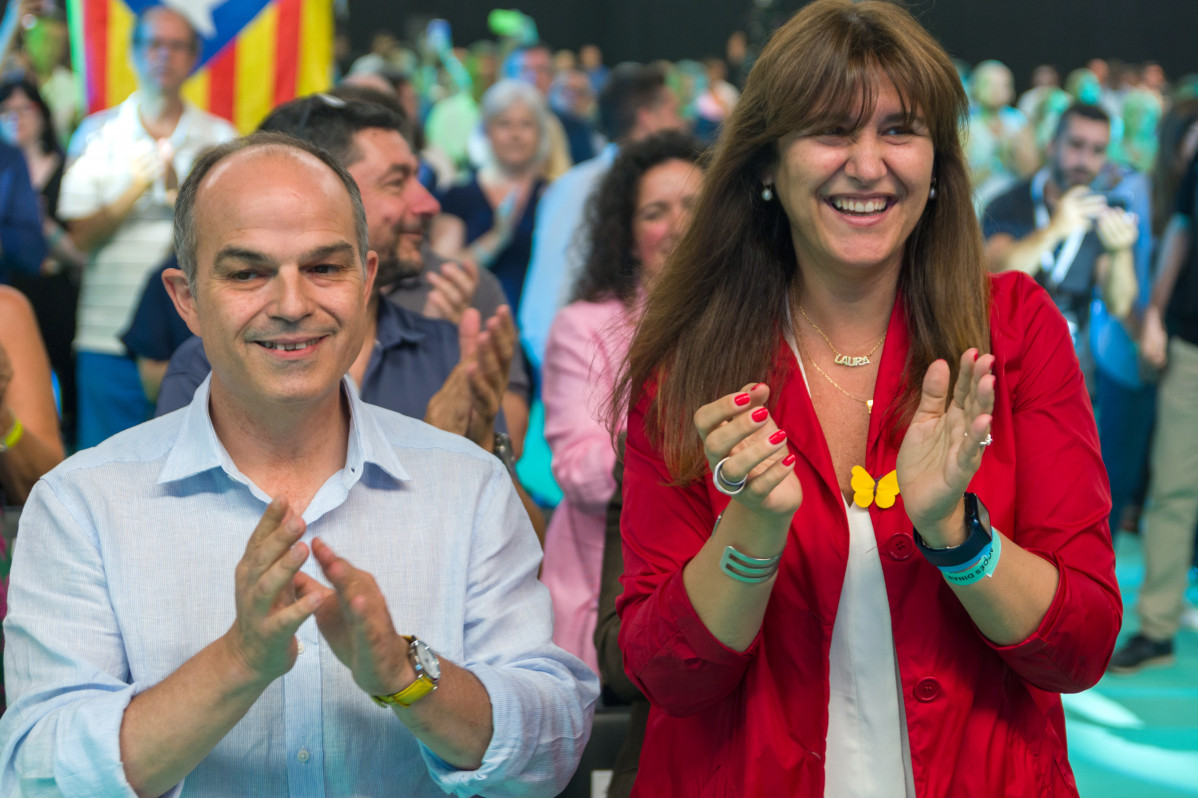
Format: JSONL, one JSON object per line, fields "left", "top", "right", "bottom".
{"left": 983, "top": 101, "right": 1146, "bottom": 541}
{"left": 982, "top": 101, "right": 1139, "bottom": 361}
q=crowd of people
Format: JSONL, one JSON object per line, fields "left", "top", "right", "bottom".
{"left": 0, "top": 0, "right": 1194, "bottom": 795}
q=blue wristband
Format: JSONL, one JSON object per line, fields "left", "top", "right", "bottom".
{"left": 940, "top": 532, "right": 1002, "bottom": 586}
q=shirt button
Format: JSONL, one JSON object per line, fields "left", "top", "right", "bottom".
{"left": 886, "top": 533, "right": 914, "bottom": 561}
{"left": 915, "top": 677, "right": 941, "bottom": 702}
{"left": 296, "top": 640, "right": 305, "bottom": 655}
{"left": 297, "top": 748, "right": 310, "bottom": 763}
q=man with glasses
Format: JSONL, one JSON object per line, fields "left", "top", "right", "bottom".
{"left": 59, "top": 4, "right": 235, "bottom": 449}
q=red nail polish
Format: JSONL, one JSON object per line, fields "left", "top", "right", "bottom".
{"left": 754, "top": 383, "right": 767, "bottom": 391}
{"left": 752, "top": 407, "right": 769, "bottom": 423}
{"left": 782, "top": 453, "right": 797, "bottom": 467}
{"left": 769, "top": 430, "right": 787, "bottom": 445}
{"left": 734, "top": 393, "right": 751, "bottom": 406}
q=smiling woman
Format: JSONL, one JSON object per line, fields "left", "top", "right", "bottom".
{"left": 430, "top": 79, "right": 550, "bottom": 313}
{"left": 768, "top": 80, "right": 934, "bottom": 280}
{"left": 611, "top": 1, "right": 1120, "bottom": 796}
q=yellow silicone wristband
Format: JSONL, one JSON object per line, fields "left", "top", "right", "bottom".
{"left": 0, "top": 415, "right": 22, "bottom": 452}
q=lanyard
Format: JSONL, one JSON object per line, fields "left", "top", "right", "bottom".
{"left": 1030, "top": 169, "right": 1085, "bottom": 288}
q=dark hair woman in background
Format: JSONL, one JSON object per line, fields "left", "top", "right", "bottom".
{"left": 0, "top": 76, "right": 86, "bottom": 446}
{"left": 541, "top": 131, "right": 703, "bottom": 671}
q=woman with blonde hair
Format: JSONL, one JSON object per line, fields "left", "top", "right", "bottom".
{"left": 614, "top": 1, "right": 1119, "bottom": 795}
{"left": 432, "top": 78, "right": 551, "bottom": 312}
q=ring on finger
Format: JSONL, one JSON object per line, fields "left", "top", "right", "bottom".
{"left": 963, "top": 430, "right": 994, "bottom": 449}
{"left": 713, "top": 457, "right": 747, "bottom": 496}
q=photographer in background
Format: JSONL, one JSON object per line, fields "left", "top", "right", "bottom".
{"left": 983, "top": 101, "right": 1145, "bottom": 542}
{"left": 983, "top": 102, "right": 1139, "bottom": 365}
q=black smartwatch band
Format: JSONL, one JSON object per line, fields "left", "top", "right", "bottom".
{"left": 914, "top": 492, "right": 993, "bottom": 569}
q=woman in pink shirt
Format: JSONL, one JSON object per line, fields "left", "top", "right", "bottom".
{"left": 540, "top": 132, "right": 704, "bottom": 671}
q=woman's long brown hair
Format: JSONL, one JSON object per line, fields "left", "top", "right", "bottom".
{"left": 612, "top": 0, "right": 991, "bottom": 483}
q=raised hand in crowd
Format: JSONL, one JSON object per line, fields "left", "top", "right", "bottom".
{"left": 1094, "top": 205, "right": 1140, "bottom": 319}
{"left": 131, "top": 143, "right": 169, "bottom": 197}
{"left": 422, "top": 260, "right": 479, "bottom": 324}
{"left": 1095, "top": 206, "right": 1139, "bottom": 254}
{"left": 697, "top": 382, "right": 803, "bottom": 522}
{"left": 423, "top": 304, "right": 543, "bottom": 541}
{"left": 897, "top": 348, "right": 1063, "bottom": 647}
{"left": 896, "top": 350, "right": 996, "bottom": 546}
{"left": 423, "top": 306, "right": 514, "bottom": 449}
{"left": 466, "top": 184, "right": 532, "bottom": 268}
{"left": 223, "top": 498, "right": 319, "bottom": 683}
{"left": 1049, "top": 185, "right": 1109, "bottom": 239}
{"left": 67, "top": 142, "right": 172, "bottom": 252}
{"left": 461, "top": 305, "right": 515, "bottom": 447}
{"left": 681, "top": 381, "right": 801, "bottom": 652}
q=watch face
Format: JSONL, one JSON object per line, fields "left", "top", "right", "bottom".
{"left": 413, "top": 639, "right": 441, "bottom": 681}
{"left": 492, "top": 432, "right": 515, "bottom": 470}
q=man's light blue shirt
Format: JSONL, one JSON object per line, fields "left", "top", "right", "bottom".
{"left": 0, "top": 377, "right": 598, "bottom": 797}
{"left": 519, "top": 144, "right": 619, "bottom": 373}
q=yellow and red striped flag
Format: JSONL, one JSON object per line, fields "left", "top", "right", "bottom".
{"left": 67, "top": 0, "right": 333, "bottom": 133}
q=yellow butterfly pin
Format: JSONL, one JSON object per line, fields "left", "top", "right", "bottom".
{"left": 850, "top": 466, "right": 900, "bottom": 509}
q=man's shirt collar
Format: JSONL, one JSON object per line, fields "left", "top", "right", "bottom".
{"left": 158, "top": 375, "right": 409, "bottom": 489}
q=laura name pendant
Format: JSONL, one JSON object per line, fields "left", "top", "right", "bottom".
{"left": 797, "top": 304, "right": 885, "bottom": 369}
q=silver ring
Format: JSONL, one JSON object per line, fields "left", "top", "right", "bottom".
{"left": 965, "top": 431, "right": 994, "bottom": 448}
{"left": 713, "top": 457, "right": 747, "bottom": 496}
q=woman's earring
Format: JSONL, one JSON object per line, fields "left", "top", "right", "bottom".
{"left": 761, "top": 184, "right": 774, "bottom": 201}
{"left": 928, "top": 179, "right": 938, "bottom": 200}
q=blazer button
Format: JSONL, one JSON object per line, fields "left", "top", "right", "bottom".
{"left": 886, "top": 533, "right": 914, "bottom": 560}
{"left": 915, "top": 677, "right": 940, "bottom": 702}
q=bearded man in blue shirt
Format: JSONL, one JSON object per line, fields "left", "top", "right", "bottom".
{"left": 0, "top": 132, "right": 596, "bottom": 797}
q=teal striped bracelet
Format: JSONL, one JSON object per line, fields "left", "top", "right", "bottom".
{"left": 712, "top": 512, "right": 783, "bottom": 584}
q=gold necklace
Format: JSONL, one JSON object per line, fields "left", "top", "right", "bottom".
{"left": 796, "top": 329, "right": 874, "bottom": 413}
{"left": 798, "top": 303, "right": 886, "bottom": 367}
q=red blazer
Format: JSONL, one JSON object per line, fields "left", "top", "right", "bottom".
{"left": 617, "top": 272, "right": 1121, "bottom": 797}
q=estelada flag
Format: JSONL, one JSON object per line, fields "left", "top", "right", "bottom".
{"left": 66, "top": 0, "right": 333, "bottom": 132}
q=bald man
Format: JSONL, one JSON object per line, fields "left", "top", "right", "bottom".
{"left": 0, "top": 132, "right": 596, "bottom": 797}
